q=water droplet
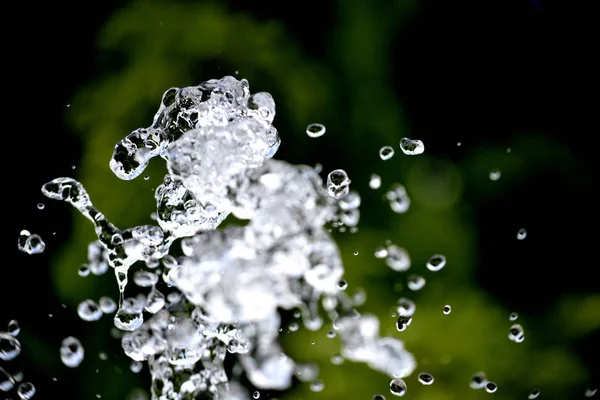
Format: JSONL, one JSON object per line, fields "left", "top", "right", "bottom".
{"left": 78, "top": 264, "right": 91, "bottom": 277}
{"left": 397, "top": 298, "right": 416, "bottom": 317}
{"left": 99, "top": 296, "right": 117, "bottom": 314}
{"left": 330, "top": 353, "right": 344, "bottom": 365}
{"left": 426, "top": 254, "right": 446, "bottom": 271}
{"left": 379, "top": 146, "right": 395, "bottom": 160}
{"left": 485, "top": 381, "right": 498, "bottom": 393}
{"left": 443, "top": 305, "right": 452, "bottom": 315}
{"left": 289, "top": 322, "right": 299, "bottom": 332}
{"left": 71, "top": 165, "right": 76, "bottom": 169}
{"left": 389, "top": 378, "right": 407, "bottom": 396}
{"left": 60, "top": 336, "right": 84, "bottom": 368}
{"left": 418, "top": 372, "right": 434, "bottom": 385}
{"left": 326, "top": 330, "right": 336, "bottom": 339}
{"left": 508, "top": 324, "right": 525, "bottom": 343}
{"left": 374, "top": 246, "right": 388, "bottom": 259}
{"left": 369, "top": 174, "right": 382, "bottom": 189}
{"left": 253, "top": 391, "right": 260, "bottom": 399}
{"left": 470, "top": 372, "right": 487, "bottom": 389}
{"left": 489, "top": 168, "right": 501, "bottom": 181}
{"left": 144, "top": 175, "right": 150, "bottom": 181}
{"left": 0, "top": 332, "right": 22, "bottom": 361}
{"left": 130, "top": 361, "right": 143, "bottom": 373}
{"left": 306, "top": 123, "right": 326, "bottom": 138}
{"left": 17, "top": 230, "right": 46, "bottom": 255}
{"left": 386, "top": 184, "right": 410, "bottom": 214}
{"left": 396, "top": 315, "right": 412, "bottom": 332}
{"left": 98, "top": 352, "right": 108, "bottom": 360}
{"left": 37, "top": 203, "right": 45, "bottom": 210}
{"left": 528, "top": 388, "right": 541, "bottom": 399}
{"left": 509, "top": 312, "right": 518, "bottom": 321}
{"left": 516, "top": 228, "right": 527, "bottom": 240}
{"left": 373, "top": 395, "right": 386, "bottom": 400}
{"left": 399, "top": 138, "right": 424, "bottom": 155}
{"left": 327, "top": 169, "right": 351, "bottom": 199}
{"left": 585, "top": 388, "right": 597, "bottom": 397}
{"left": 407, "top": 275, "right": 426, "bottom": 291}
{"left": 0, "top": 366, "right": 15, "bottom": 391}
{"left": 133, "top": 271, "right": 159, "bottom": 287}
{"left": 77, "top": 299, "right": 103, "bottom": 321}
{"left": 385, "top": 245, "right": 411, "bottom": 271}
{"left": 310, "top": 380, "right": 324, "bottom": 392}
{"left": 457, "top": 142, "right": 462, "bottom": 146}
{"left": 337, "top": 279, "right": 348, "bottom": 290}
{"left": 17, "top": 381, "right": 36, "bottom": 399}
{"left": 7, "top": 320, "right": 20, "bottom": 336}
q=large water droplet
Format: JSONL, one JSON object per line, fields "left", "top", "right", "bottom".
{"left": 379, "top": 146, "right": 395, "bottom": 160}
{"left": 389, "top": 378, "right": 407, "bottom": 396}
{"left": 399, "top": 138, "right": 424, "bottom": 155}
{"left": 60, "top": 336, "right": 84, "bottom": 368}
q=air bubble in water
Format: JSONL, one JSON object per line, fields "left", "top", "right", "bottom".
{"left": 470, "top": 372, "right": 487, "bottom": 389}
{"left": 443, "top": 305, "right": 451, "bottom": 315}
{"left": 426, "top": 254, "right": 446, "bottom": 271}
{"left": 17, "top": 230, "right": 46, "bottom": 255}
{"left": 310, "top": 380, "right": 324, "bottom": 392}
{"left": 389, "top": 378, "right": 407, "bottom": 396}
{"left": 0, "top": 332, "right": 21, "bottom": 361}
{"left": 399, "top": 138, "right": 424, "bottom": 155}
{"left": 77, "top": 299, "right": 103, "bottom": 321}
{"left": 369, "top": 174, "right": 382, "bottom": 189}
{"left": 60, "top": 336, "right": 84, "bottom": 368}
{"left": 7, "top": 320, "right": 20, "bottom": 336}
{"left": 508, "top": 324, "right": 525, "bottom": 343}
{"left": 16, "top": 381, "right": 35, "bottom": 399}
{"left": 386, "top": 184, "right": 410, "bottom": 214}
{"left": 385, "top": 245, "right": 410, "bottom": 271}
{"left": 528, "top": 388, "right": 541, "bottom": 399}
{"left": 418, "top": 372, "right": 434, "bottom": 385}
{"left": 327, "top": 169, "right": 351, "bottom": 199}
{"left": 306, "top": 123, "right": 326, "bottom": 138}
{"left": 489, "top": 169, "right": 501, "bottom": 181}
{"left": 379, "top": 146, "right": 395, "bottom": 160}
{"left": 396, "top": 316, "right": 412, "bottom": 332}
{"left": 485, "top": 381, "right": 498, "bottom": 393}
{"left": 516, "top": 228, "right": 527, "bottom": 240}
{"left": 407, "top": 275, "right": 425, "bottom": 291}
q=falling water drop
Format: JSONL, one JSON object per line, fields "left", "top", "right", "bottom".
{"left": 7, "top": 320, "right": 20, "bottom": 336}
{"left": 485, "top": 381, "right": 498, "bottom": 393}
{"left": 16, "top": 382, "right": 36, "bottom": 399}
{"left": 17, "top": 230, "right": 46, "bottom": 255}
{"left": 389, "top": 378, "right": 407, "bottom": 396}
{"left": 369, "top": 174, "right": 382, "bottom": 189}
{"left": 306, "top": 123, "right": 326, "bottom": 138}
{"left": 426, "top": 254, "right": 446, "bottom": 271}
{"left": 399, "top": 138, "right": 424, "bottom": 155}
{"left": 528, "top": 388, "right": 541, "bottom": 399}
{"left": 489, "top": 168, "right": 501, "bottom": 181}
{"left": 418, "top": 372, "right": 434, "bottom": 385}
{"left": 443, "top": 305, "right": 452, "bottom": 315}
{"left": 516, "top": 228, "right": 527, "bottom": 240}
{"left": 60, "top": 336, "right": 84, "bottom": 368}
{"left": 379, "top": 146, "right": 395, "bottom": 160}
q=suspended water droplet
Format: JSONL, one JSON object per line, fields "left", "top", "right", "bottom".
{"left": 369, "top": 174, "right": 382, "bottom": 189}
{"left": 470, "top": 372, "right": 487, "bottom": 389}
{"left": 17, "top": 230, "right": 46, "bottom": 255}
{"left": 327, "top": 169, "right": 351, "bottom": 199}
{"left": 485, "top": 381, "right": 498, "bottom": 393}
{"left": 407, "top": 275, "right": 426, "bottom": 291}
{"left": 99, "top": 296, "right": 117, "bottom": 314}
{"left": 16, "top": 381, "right": 35, "bottom": 399}
{"left": 0, "top": 333, "right": 22, "bottom": 361}
{"left": 379, "top": 146, "right": 395, "bottom": 160}
{"left": 133, "top": 271, "right": 159, "bottom": 287}
{"left": 337, "top": 279, "right": 348, "bottom": 290}
{"left": 0, "top": 366, "right": 15, "bottom": 391}
{"left": 516, "top": 228, "right": 527, "bottom": 240}
{"left": 326, "top": 330, "right": 336, "bottom": 339}
{"left": 77, "top": 299, "right": 103, "bottom": 321}
{"left": 509, "top": 312, "right": 518, "bottom": 321}
{"left": 60, "top": 336, "right": 84, "bottom": 368}
{"left": 143, "top": 175, "right": 150, "bottom": 181}
{"left": 385, "top": 245, "right": 411, "bottom": 271}
{"left": 396, "top": 315, "right": 412, "bottom": 332}
{"left": 443, "top": 305, "right": 452, "bottom": 315}
{"left": 37, "top": 203, "right": 45, "bottom": 210}
{"left": 310, "top": 380, "right": 324, "bottom": 392}
{"left": 289, "top": 322, "right": 299, "bottom": 332}
{"left": 585, "top": 388, "right": 597, "bottom": 397}
{"left": 339, "top": 191, "right": 361, "bottom": 211}
{"left": 489, "top": 168, "right": 501, "bottom": 181}
{"left": 253, "top": 391, "right": 260, "bottom": 399}
{"left": 399, "top": 138, "right": 424, "bottom": 155}
{"left": 98, "top": 352, "right": 108, "bottom": 360}
{"left": 457, "top": 142, "right": 462, "bottom": 146}
{"left": 130, "top": 361, "right": 143, "bottom": 373}
{"left": 373, "top": 395, "right": 386, "bottom": 400}
{"left": 78, "top": 264, "right": 91, "bottom": 277}
{"left": 528, "top": 388, "right": 541, "bottom": 399}
{"left": 306, "top": 123, "right": 326, "bottom": 138}
{"left": 7, "top": 320, "right": 20, "bottom": 336}
{"left": 508, "top": 324, "right": 525, "bottom": 343}
{"left": 418, "top": 372, "right": 434, "bottom": 385}
{"left": 330, "top": 353, "right": 344, "bottom": 365}
{"left": 386, "top": 184, "right": 410, "bottom": 214}
{"left": 426, "top": 254, "right": 446, "bottom": 271}
{"left": 397, "top": 298, "right": 416, "bottom": 317}
{"left": 389, "top": 378, "right": 407, "bottom": 396}
{"left": 374, "top": 246, "right": 388, "bottom": 259}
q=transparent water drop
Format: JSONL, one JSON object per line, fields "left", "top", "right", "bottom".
{"left": 0, "top": 366, "right": 15, "bottom": 391}
{"left": 379, "top": 146, "right": 395, "bottom": 160}
{"left": 289, "top": 322, "right": 299, "bottom": 332}
{"left": 326, "top": 330, "right": 336, "bottom": 339}
{"left": 294, "top": 363, "right": 319, "bottom": 382}
{"left": 12, "top": 371, "right": 23, "bottom": 382}
{"left": 253, "top": 391, "right": 260, "bottom": 399}
{"left": 0, "top": 332, "right": 22, "bottom": 361}
{"left": 489, "top": 168, "right": 501, "bottom": 181}
{"left": 386, "top": 184, "right": 410, "bottom": 214}
{"left": 143, "top": 175, "right": 150, "bottom": 181}
{"left": 337, "top": 279, "right": 348, "bottom": 290}
{"left": 470, "top": 372, "right": 487, "bottom": 389}
{"left": 327, "top": 169, "right": 351, "bottom": 199}
{"left": 516, "top": 228, "right": 527, "bottom": 240}
{"left": 485, "top": 381, "right": 498, "bottom": 393}
{"left": 17, "top": 230, "right": 46, "bottom": 255}
{"left": 418, "top": 372, "right": 434, "bottom": 385}
{"left": 99, "top": 296, "right": 117, "bottom": 314}
{"left": 407, "top": 275, "right": 425, "bottom": 291}
{"left": 373, "top": 395, "right": 386, "bottom": 400}
{"left": 457, "top": 142, "right": 462, "bottom": 146}
{"left": 98, "top": 352, "right": 108, "bottom": 360}
{"left": 7, "top": 320, "right": 20, "bottom": 336}
{"left": 396, "top": 315, "right": 412, "bottom": 332}
{"left": 330, "top": 353, "right": 344, "bottom": 365}
{"left": 77, "top": 299, "right": 103, "bottom": 321}
{"left": 389, "top": 378, "right": 407, "bottom": 396}
{"left": 426, "top": 254, "right": 446, "bottom": 271}
{"left": 443, "top": 305, "right": 452, "bottom": 315}
{"left": 508, "top": 324, "right": 525, "bottom": 343}
{"left": 310, "top": 380, "right": 324, "bottom": 392}
{"left": 60, "top": 336, "right": 84, "bottom": 368}
{"left": 353, "top": 251, "right": 359, "bottom": 256}
{"left": 399, "top": 138, "right": 424, "bottom": 155}
{"left": 306, "top": 123, "right": 326, "bottom": 138}
{"left": 585, "top": 388, "right": 597, "bottom": 397}
{"left": 17, "top": 382, "right": 35, "bottom": 399}
{"left": 509, "top": 312, "right": 518, "bottom": 321}
{"left": 528, "top": 388, "right": 541, "bottom": 399}
{"left": 374, "top": 246, "right": 388, "bottom": 259}
{"left": 339, "top": 191, "right": 361, "bottom": 211}
{"left": 385, "top": 245, "right": 410, "bottom": 271}
{"left": 37, "top": 203, "right": 45, "bottom": 210}
{"left": 397, "top": 298, "right": 416, "bottom": 317}
{"left": 369, "top": 174, "right": 382, "bottom": 189}
{"left": 78, "top": 264, "right": 91, "bottom": 277}
{"left": 133, "top": 271, "right": 159, "bottom": 287}
{"left": 130, "top": 361, "right": 143, "bottom": 373}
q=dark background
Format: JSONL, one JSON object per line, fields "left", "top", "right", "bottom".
{"left": 3, "top": 1, "right": 598, "bottom": 399}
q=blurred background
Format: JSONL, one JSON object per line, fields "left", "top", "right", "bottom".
{"left": 2, "top": 0, "right": 598, "bottom": 399}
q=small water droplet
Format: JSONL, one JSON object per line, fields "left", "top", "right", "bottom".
{"left": 130, "top": 361, "right": 143, "bottom": 373}
{"left": 16, "top": 381, "right": 36, "bottom": 399}
{"left": 60, "top": 336, "right": 84, "bottom": 368}
{"left": 443, "top": 305, "right": 452, "bottom": 315}
{"left": 485, "top": 381, "right": 498, "bottom": 393}
{"left": 489, "top": 168, "right": 501, "bottom": 181}
{"left": 373, "top": 395, "right": 386, "bottom": 400}
{"left": 98, "top": 352, "right": 108, "bottom": 360}
{"left": 99, "top": 296, "right": 117, "bottom": 314}
{"left": 327, "top": 169, "right": 351, "bottom": 199}
{"left": 253, "top": 391, "right": 260, "bottom": 399}
{"left": 17, "top": 230, "right": 46, "bottom": 255}
{"left": 77, "top": 299, "right": 102, "bottom": 321}
{"left": 369, "top": 174, "right": 382, "bottom": 189}
{"left": 585, "top": 388, "right": 597, "bottom": 397}
{"left": 386, "top": 184, "right": 410, "bottom": 213}
{"left": 516, "top": 228, "right": 527, "bottom": 240}
{"left": 528, "top": 388, "right": 541, "bottom": 399}
{"left": 289, "top": 322, "right": 299, "bottom": 332}
{"left": 426, "top": 254, "right": 446, "bottom": 271}
{"left": 508, "top": 324, "right": 525, "bottom": 343}
{"left": 326, "top": 330, "right": 336, "bottom": 339}
{"left": 78, "top": 264, "right": 91, "bottom": 277}
{"left": 389, "top": 378, "right": 407, "bottom": 396}
{"left": 0, "top": 332, "right": 22, "bottom": 361}
{"left": 509, "top": 312, "right": 518, "bottom": 321}
{"left": 418, "top": 372, "right": 434, "bottom": 385}
{"left": 7, "top": 320, "right": 20, "bottom": 336}
{"left": 310, "top": 380, "right": 324, "bottom": 392}
{"left": 144, "top": 175, "right": 150, "bottom": 181}
{"left": 397, "top": 298, "right": 416, "bottom": 317}
{"left": 306, "top": 123, "right": 326, "bottom": 138}
{"left": 37, "top": 203, "right": 45, "bottom": 210}
{"left": 396, "top": 315, "right": 412, "bottom": 332}
{"left": 457, "top": 142, "right": 462, "bottom": 146}
{"left": 399, "top": 137, "right": 425, "bottom": 155}
{"left": 470, "top": 372, "right": 487, "bottom": 389}
{"left": 385, "top": 245, "right": 410, "bottom": 271}
{"left": 330, "top": 353, "right": 344, "bottom": 365}
{"left": 337, "top": 279, "right": 348, "bottom": 290}
{"left": 407, "top": 275, "right": 426, "bottom": 291}
{"left": 379, "top": 146, "right": 395, "bottom": 160}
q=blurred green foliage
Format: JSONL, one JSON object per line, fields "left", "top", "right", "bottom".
{"left": 39, "top": 1, "right": 599, "bottom": 399}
